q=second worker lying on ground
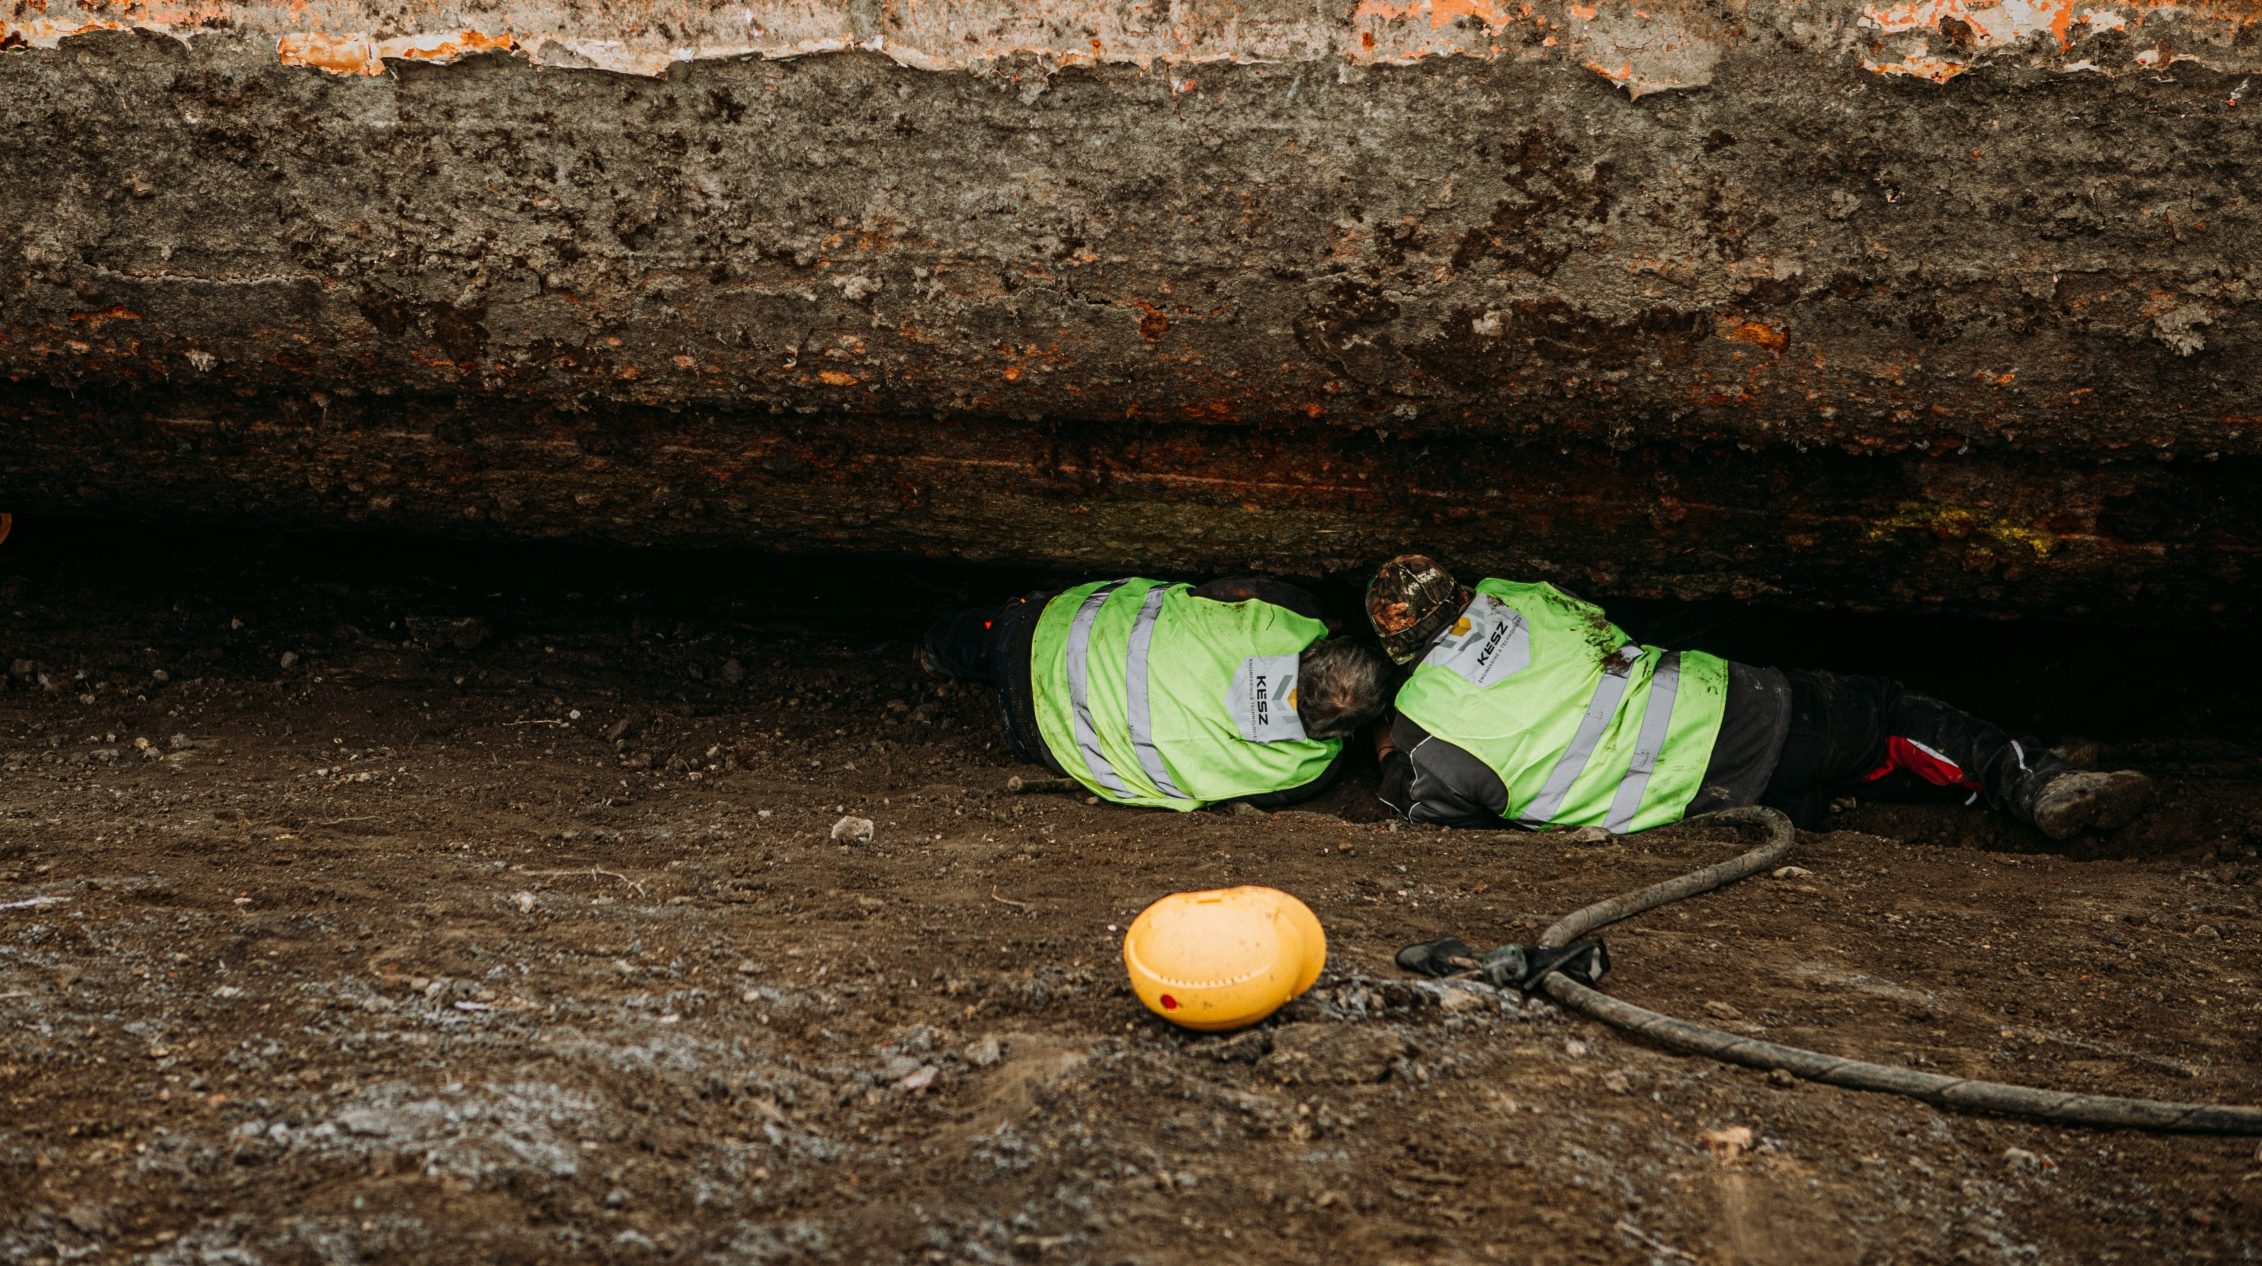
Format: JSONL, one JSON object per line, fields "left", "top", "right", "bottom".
{"left": 1364, "top": 554, "right": 2154, "bottom": 840}
{"left": 921, "top": 576, "right": 1391, "bottom": 810}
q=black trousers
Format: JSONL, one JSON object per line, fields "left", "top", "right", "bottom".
{"left": 1756, "top": 669, "right": 2070, "bottom": 828}
{"left": 920, "top": 593, "right": 1058, "bottom": 770}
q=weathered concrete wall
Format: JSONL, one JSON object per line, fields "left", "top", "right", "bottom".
{"left": 2, "top": 0, "right": 2258, "bottom": 619}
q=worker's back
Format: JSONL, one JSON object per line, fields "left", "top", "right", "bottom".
{"left": 1392, "top": 580, "right": 1729, "bottom": 832}
{"left": 1030, "top": 579, "right": 1340, "bottom": 810}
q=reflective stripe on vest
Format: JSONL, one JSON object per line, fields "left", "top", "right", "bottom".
{"left": 1123, "top": 585, "right": 1190, "bottom": 800}
{"left": 1604, "top": 651, "right": 1682, "bottom": 834}
{"left": 1517, "top": 643, "right": 1642, "bottom": 826}
{"left": 1065, "top": 581, "right": 1135, "bottom": 797}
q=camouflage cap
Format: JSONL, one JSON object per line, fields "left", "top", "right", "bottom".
{"left": 1365, "top": 554, "right": 1468, "bottom": 665}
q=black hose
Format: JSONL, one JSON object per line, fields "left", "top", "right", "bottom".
{"left": 1532, "top": 805, "right": 2262, "bottom": 1135}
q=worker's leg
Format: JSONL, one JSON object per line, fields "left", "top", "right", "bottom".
{"left": 918, "top": 593, "right": 1059, "bottom": 769}
{"left": 1756, "top": 670, "right": 2074, "bottom": 827}
{"left": 917, "top": 606, "right": 1006, "bottom": 681}
{"left": 985, "top": 593, "right": 1058, "bottom": 769}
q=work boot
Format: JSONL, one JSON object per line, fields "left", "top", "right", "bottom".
{"left": 2028, "top": 770, "right": 2154, "bottom": 840}
{"left": 917, "top": 607, "right": 997, "bottom": 681}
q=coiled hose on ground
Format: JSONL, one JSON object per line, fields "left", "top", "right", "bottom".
{"left": 1532, "top": 805, "right": 2262, "bottom": 1134}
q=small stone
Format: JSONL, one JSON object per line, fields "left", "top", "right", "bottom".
{"left": 830, "top": 815, "right": 875, "bottom": 845}
{"left": 1559, "top": 826, "right": 1613, "bottom": 845}
{"left": 62, "top": 1203, "right": 111, "bottom": 1236}
{"left": 1702, "top": 1000, "right": 1744, "bottom": 1021}
{"left": 2003, "top": 1147, "right": 2055, "bottom": 1170}
{"left": 964, "top": 1036, "right": 1005, "bottom": 1068}
{"left": 1562, "top": 1040, "right": 1589, "bottom": 1058}
{"left": 2195, "top": 924, "right": 2221, "bottom": 940}
{"left": 150, "top": 669, "right": 170, "bottom": 683}
{"left": 1768, "top": 1068, "right": 1799, "bottom": 1088}
{"left": 513, "top": 891, "right": 538, "bottom": 913}
{"left": 1435, "top": 983, "right": 1494, "bottom": 1013}
{"left": 1601, "top": 1071, "right": 1632, "bottom": 1094}
{"left": 337, "top": 1109, "right": 389, "bottom": 1136}
{"left": 1771, "top": 865, "right": 1813, "bottom": 880}
{"left": 736, "top": 960, "right": 761, "bottom": 976}
{"left": 1699, "top": 1125, "right": 1754, "bottom": 1162}
{"left": 720, "top": 658, "right": 745, "bottom": 685}
{"left": 897, "top": 1064, "right": 938, "bottom": 1092}
{"left": 879, "top": 1054, "right": 923, "bottom": 1080}
{"left": 278, "top": 651, "right": 299, "bottom": 670}
{"left": 604, "top": 1186, "right": 630, "bottom": 1208}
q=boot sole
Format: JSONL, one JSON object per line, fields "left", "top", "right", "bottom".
{"left": 2034, "top": 771, "right": 2154, "bottom": 840}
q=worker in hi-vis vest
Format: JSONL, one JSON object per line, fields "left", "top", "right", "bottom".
{"left": 1363, "top": 555, "right": 2153, "bottom": 840}
{"left": 920, "top": 577, "right": 1390, "bottom": 810}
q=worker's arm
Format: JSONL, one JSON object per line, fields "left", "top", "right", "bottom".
{"left": 1377, "top": 714, "right": 1517, "bottom": 829}
{"left": 1191, "top": 576, "right": 1334, "bottom": 630}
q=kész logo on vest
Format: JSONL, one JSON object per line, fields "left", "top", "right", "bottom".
{"left": 1427, "top": 596, "right": 1530, "bottom": 688}
{"left": 1226, "top": 655, "right": 1308, "bottom": 744}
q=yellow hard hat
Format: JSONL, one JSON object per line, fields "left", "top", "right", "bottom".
{"left": 1122, "top": 886, "right": 1327, "bottom": 1032}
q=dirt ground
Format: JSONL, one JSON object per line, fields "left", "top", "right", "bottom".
{"left": 1, "top": 523, "right": 2258, "bottom": 1266}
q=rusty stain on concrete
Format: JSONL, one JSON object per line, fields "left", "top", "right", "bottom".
{"left": 3, "top": 0, "right": 2256, "bottom": 87}
{"left": 1856, "top": 0, "right": 2259, "bottom": 79}
{"left": 277, "top": 30, "right": 520, "bottom": 76}
{"left": 1720, "top": 318, "right": 1789, "bottom": 354}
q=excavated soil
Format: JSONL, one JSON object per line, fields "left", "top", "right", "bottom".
{"left": 1, "top": 523, "right": 2258, "bottom": 1265}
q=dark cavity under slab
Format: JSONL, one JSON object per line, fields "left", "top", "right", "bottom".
{"left": 4, "top": 389, "right": 2255, "bottom": 623}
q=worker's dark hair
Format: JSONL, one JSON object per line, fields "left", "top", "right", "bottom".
{"left": 1296, "top": 638, "right": 1391, "bottom": 740}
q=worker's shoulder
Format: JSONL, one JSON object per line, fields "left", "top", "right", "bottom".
{"left": 1188, "top": 575, "right": 1323, "bottom": 621}
{"left": 1473, "top": 576, "right": 1590, "bottom": 606}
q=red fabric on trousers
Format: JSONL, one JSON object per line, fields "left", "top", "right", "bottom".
{"left": 1859, "top": 736, "right": 1982, "bottom": 792}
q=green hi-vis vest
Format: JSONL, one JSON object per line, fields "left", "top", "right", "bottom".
{"left": 1030, "top": 579, "right": 1341, "bottom": 811}
{"left": 1394, "top": 580, "right": 1729, "bottom": 833}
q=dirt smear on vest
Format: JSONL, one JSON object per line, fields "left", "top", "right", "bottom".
{"left": 1, "top": 527, "right": 2257, "bottom": 1263}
